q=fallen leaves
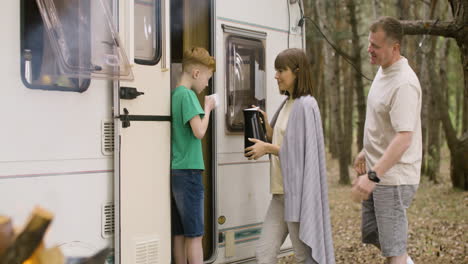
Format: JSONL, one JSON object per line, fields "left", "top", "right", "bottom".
{"left": 279, "top": 155, "right": 467, "bottom": 264}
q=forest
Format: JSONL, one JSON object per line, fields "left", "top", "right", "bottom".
{"left": 295, "top": 0, "right": 467, "bottom": 263}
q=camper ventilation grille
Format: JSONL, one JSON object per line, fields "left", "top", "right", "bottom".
{"left": 101, "top": 203, "right": 114, "bottom": 238}
{"left": 135, "top": 238, "right": 159, "bottom": 264}
{"left": 102, "top": 120, "right": 115, "bottom": 155}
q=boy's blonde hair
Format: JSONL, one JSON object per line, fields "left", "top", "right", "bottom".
{"left": 182, "top": 47, "right": 216, "bottom": 73}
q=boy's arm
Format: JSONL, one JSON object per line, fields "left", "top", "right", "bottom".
{"left": 189, "top": 111, "right": 211, "bottom": 139}
{"left": 189, "top": 96, "right": 215, "bottom": 139}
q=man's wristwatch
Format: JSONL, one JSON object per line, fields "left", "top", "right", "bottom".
{"left": 367, "top": 170, "right": 380, "bottom": 183}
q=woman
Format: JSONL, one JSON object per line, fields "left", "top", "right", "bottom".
{"left": 245, "top": 48, "right": 335, "bottom": 264}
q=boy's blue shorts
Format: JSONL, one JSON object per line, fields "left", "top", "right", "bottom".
{"left": 171, "top": 169, "right": 204, "bottom": 237}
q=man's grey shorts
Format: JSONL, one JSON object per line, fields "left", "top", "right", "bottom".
{"left": 361, "top": 184, "right": 418, "bottom": 257}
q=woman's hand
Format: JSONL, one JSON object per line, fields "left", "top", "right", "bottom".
{"left": 252, "top": 105, "right": 269, "bottom": 126}
{"left": 252, "top": 105, "right": 272, "bottom": 141}
{"left": 244, "top": 138, "right": 268, "bottom": 160}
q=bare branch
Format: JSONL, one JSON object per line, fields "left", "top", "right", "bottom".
{"left": 400, "top": 20, "right": 460, "bottom": 38}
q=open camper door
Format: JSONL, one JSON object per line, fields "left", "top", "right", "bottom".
{"left": 33, "top": 0, "right": 170, "bottom": 262}
{"left": 116, "top": 0, "right": 171, "bottom": 263}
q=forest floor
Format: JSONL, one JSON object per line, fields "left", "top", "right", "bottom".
{"left": 279, "top": 149, "right": 467, "bottom": 264}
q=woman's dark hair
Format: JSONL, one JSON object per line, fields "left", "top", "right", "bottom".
{"left": 274, "top": 48, "right": 314, "bottom": 99}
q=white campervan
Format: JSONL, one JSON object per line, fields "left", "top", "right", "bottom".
{"left": 0, "top": 0, "right": 305, "bottom": 263}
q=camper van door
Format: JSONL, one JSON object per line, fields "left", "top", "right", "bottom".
{"left": 115, "top": 0, "right": 171, "bottom": 263}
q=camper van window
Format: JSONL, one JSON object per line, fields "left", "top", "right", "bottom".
{"left": 134, "top": 0, "right": 162, "bottom": 65}
{"left": 225, "top": 36, "right": 266, "bottom": 132}
{"left": 20, "top": 0, "right": 91, "bottom": 92}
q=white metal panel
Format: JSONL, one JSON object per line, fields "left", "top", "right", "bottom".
{"left": 119, "top": 0, "right": 170, "bottom": 116}
{"left": 117, "top": 0, "right": 171, "bottom": 263}
{"left": 0, "top": 2, "right": 115, "bottom": 258}
{"left": 217, "top": 0, "right": 290, "bottom": 34}
{"left": 0, "top": 172, "right": 113, "bottom": 250}
{"left": 216, "top": 162, "right": 269, "bottom": 263}
{"left": 213, "top": 1, "right": 303, "bottom": 262}
{"left": 119, "top": 122, "right": 171, "bottom": 264}
{"left": 0, "top": 1, "right": 114, "bottom": 164}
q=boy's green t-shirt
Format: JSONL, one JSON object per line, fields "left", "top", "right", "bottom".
{"left": 171, "top": 86, "right": 205, "bottom": 170}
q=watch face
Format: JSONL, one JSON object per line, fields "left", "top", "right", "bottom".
{"left": 368, "top": 171, "right": 379, "bottom": 182}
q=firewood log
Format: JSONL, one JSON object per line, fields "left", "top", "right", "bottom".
{"left": 0, "top": 207, "right": 53, "bottom": 264}
{"left": 38, "top": 246, "right": 65, "bottom": 264}
{"left": 0, "top": 216, "right": 14, "bottom": 257}
{"left": 22, "top": 243, "right": 44, "bottom": 264}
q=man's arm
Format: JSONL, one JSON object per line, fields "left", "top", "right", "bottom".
{"left": 372, "top": 131, "right": 413, "bottom": 177}
{"left": 352, "top": 131, "right": 413, "bottom": 202}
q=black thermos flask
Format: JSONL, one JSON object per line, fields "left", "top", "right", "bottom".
{"left": 243, "top": 108, "right": 267, "bottom": 151}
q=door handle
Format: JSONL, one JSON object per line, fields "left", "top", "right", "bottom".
{"left": 119, "top": 108, "right": 131, "bottom": 128}
{"left": 120, "top": 87, "right": 144, "bottom": 99}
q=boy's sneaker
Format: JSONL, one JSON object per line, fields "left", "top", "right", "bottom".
{"left": 407, "top": 256, "right": 414, "bottom": 264}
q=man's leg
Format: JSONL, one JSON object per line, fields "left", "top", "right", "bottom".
{"left": 361, "top": 192, "right": 381, "bottom": 249}
{"left": 256, "top": 195, "right": 289, "bottom": 264}
{"left": 373, "top": 185, "right": 418, "bottom": 262}
{"left": 186, "top": 236, "right": 203, "bottom": 264}
{"left": 387, "top": 253, "right": 407, "bottom": 264}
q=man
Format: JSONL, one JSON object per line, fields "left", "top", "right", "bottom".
{"left": 352, "top": 16, "right": 422, "bottom": 264}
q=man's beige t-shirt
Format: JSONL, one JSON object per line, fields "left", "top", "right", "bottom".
{"left": 270, "top": 98, "right": 295, "bottom": 194}
{"left": 363, "top": 57, "right": 422, "bottom": 185}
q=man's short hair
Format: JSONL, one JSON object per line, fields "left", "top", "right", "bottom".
{"left": 182, "top": 47, "right": 216, "bottom": 72}
{"left": 370, "top": 16, "right": 403, "bottom": 44}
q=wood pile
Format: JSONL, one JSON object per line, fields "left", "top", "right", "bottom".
{"left": 0, "top": 207, "right": 109, "bottom": 264}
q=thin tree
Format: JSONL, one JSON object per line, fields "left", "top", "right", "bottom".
{"left": 400, "top": 0, "right": 468, "bottom": 190}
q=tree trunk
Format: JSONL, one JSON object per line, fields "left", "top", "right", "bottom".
{"left": 334, "top": 2, "right": 351, "bottom": 184}
{"left": 372, "top": 0, "right": 381, "bottom": 18}
{"left": 461, "top": 39, "right": 468, "bottom": 134}
{"left": 330, "top": 52, "right": 341, "bottom": 160}
{"left": 400, "top": 0, "right": 468, "bottom": 189}
{"left": 419, "top": 43, "right": 430, "bottom": 178}
{"left": 426, "top": 37, "right": 442, "bottom": 183}
{"left": 305, "top": 0, "right": 327, "bottom": 137}
{"left": 452, "top": 134, "right": 468, "bottom": 189}
{"left": 456, "top": 69, "right": 463, "bottom": 133}
{"left": 347, "top": 0, "right": 366, "bottom": 152}
{"left": 419, "top": 1, "right": 435, "bottom": 179}
{"left": 397, "top": 0, "right": 411, "bottom": 19}
{"left": 344, "top": 62, "right": 354, "bottom": 166}
{"left": 317, "top": 0, "right": 339, "bottom": 157}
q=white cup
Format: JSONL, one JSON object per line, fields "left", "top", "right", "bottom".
{"left": 209, "top": 93, "right": 219, "bottom": 107}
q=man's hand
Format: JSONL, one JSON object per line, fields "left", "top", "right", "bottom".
{"left": 351, "top": 174, "right": 376, "bottom": 203}
{"left": 353, "top": 151, "right": 367, "bottom": 175}
{"left": 244, "top": 138, "right": 268, "bottom": 160}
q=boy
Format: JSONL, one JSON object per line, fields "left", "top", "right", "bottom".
{"left": 171, "top": 47, "right": 216, "bottom": 264}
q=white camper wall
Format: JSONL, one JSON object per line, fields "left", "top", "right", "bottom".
{"left": 214, "top": 0, "right": 304, "bottom": 262}
{"left": 0, "top": 0, "right": 114, "bottom": 255}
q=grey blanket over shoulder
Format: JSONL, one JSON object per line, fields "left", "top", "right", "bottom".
{"left": 271, "top": 96, "right": 335, "bottom": 264}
